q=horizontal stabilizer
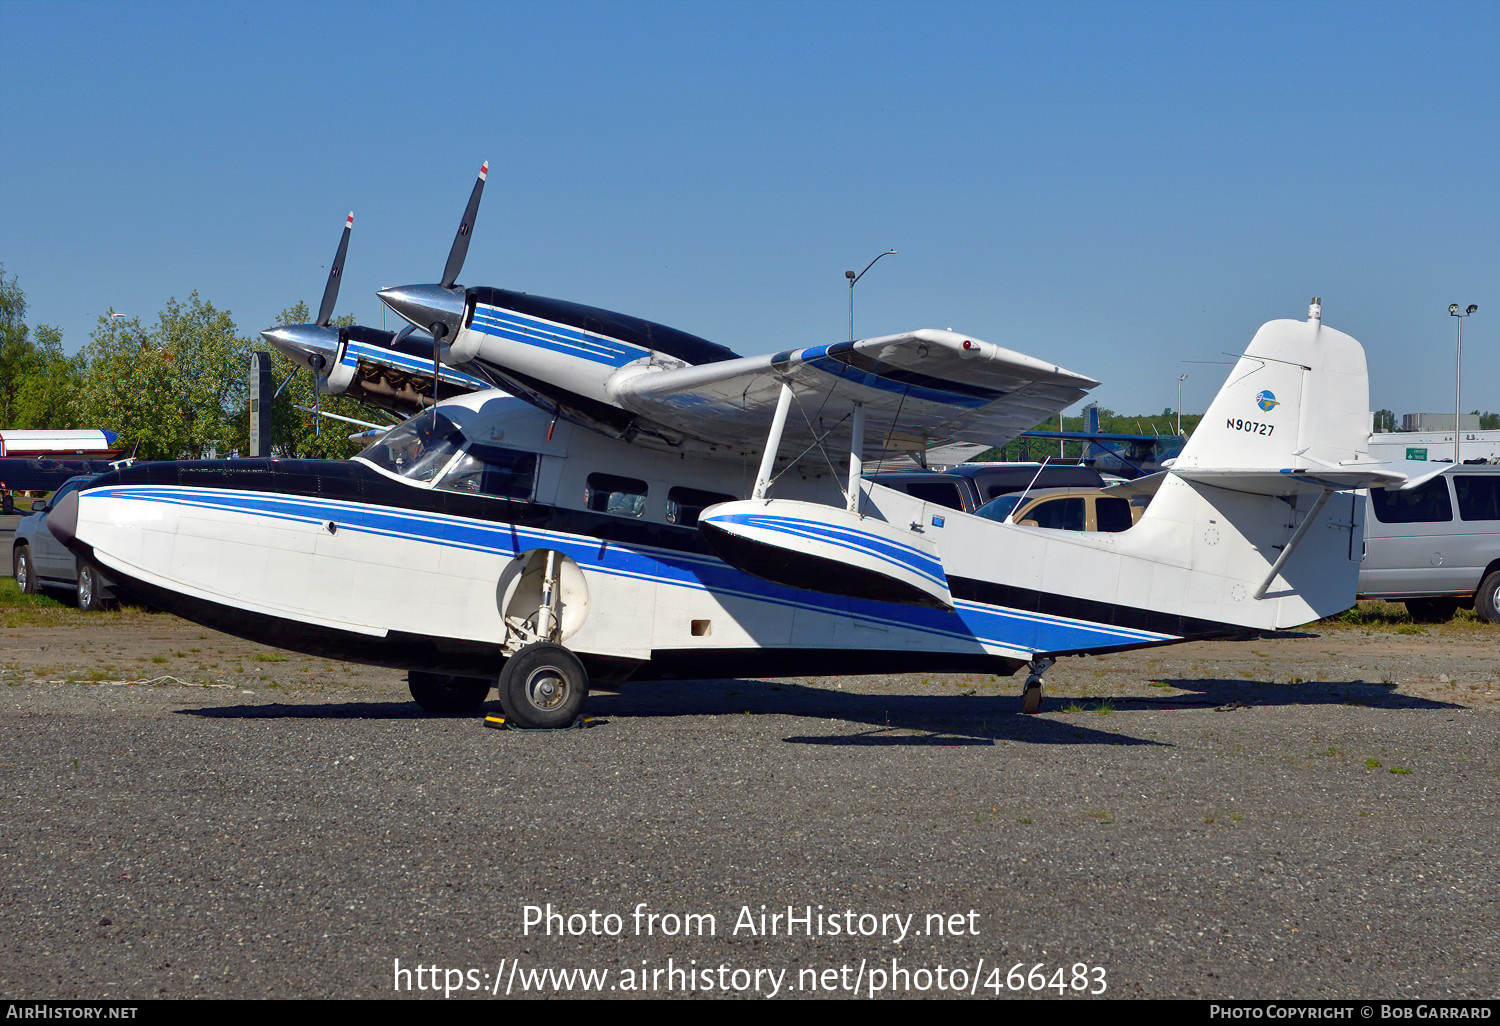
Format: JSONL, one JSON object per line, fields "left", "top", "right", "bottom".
{"left": 1171, "top": 465, "right": 1406, "bottom": 497}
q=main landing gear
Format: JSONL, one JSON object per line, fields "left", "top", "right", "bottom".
{"left": 1021, "top": 657, "right": 1055, "bottom": 715}
{"left": 407, "top": 671, "right": 492, "bottom": 715}
{"left": 496, "top": 642, "right": 589, "bottom": 729}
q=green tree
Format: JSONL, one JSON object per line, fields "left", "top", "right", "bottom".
{"left": 1374, "top": 409, "right": 1397, "bottom": 432}
{"left": 157, "top": 293, "right": 252, "bottom": 454}
{"left": 0, "top": 264, "right": 84, "bottom": 429}
{"left": 77, "top": 294, "right": 253, "bottom": 459}
{"left": 77, "top": 311, "right": 186, "bottom": 459}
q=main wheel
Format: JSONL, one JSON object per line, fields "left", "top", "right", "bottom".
{"left": 14, "top": 544, "right": 36, "bottom": 594}
{"left": 1405, "top": 598, "right": 1459, "bottom": 623}
{"left": 498, "top": 643, "right": 588, "bottom": 729}
{"left": 77, "top": 563, "right": 107, "bottom": 612}
{"left": 1021, "top": 679, "right": 1043, "bottom": 715}
{"left": 407, "top": 671, "right": 491, "bottom": 715}
{"left": 1476, "top": 570, "right": 1500, "bottom": 625}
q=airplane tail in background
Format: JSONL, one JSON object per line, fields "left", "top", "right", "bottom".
{"left": 1132, "top": 299, "right": 1400, "bottom": 630}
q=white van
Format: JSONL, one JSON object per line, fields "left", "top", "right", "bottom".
{"left": 1358, "top": 464, "right": 1500, "bottom": 623}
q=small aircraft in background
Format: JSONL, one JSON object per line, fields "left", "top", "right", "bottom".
{"left": 50, "top": 165, "right": 1411, "bottom": 726}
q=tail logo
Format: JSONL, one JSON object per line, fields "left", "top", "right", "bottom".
{"left": 1255, "top": 390, "right": 1279, "bottom": 412}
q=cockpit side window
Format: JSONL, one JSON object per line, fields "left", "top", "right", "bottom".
{"left": 357, "top": 414, "right": 467, "bottom": 484}
{"left": 585, "top": 473, "right": 648, "bottom": 518}
{"left": 438, "top": 445, "right": 538, "bottom": 500}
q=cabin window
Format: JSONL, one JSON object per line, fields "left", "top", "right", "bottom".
{"left": 1455, "top": 476, "right": 1500, "bottom": 521}
{"left": 1371, "top": 478, "right": 1453, "bottom": 524}
{"left": 439, "top": 445, "right": 538, "bottom": 500}
{"left": 1095, "top": 497, "right": 1134, "bottom": 533}
{"left": 666, "top": 486, "right": 736, "bottom": 526}
{"left": 1027, "top": 497, "right": 1086, "bottom": 531}
{"left": 357, "top": 413, "right": 466, "bottom": 484}
{"left": 585, "top": 473, "right": 648, "bottom": 518}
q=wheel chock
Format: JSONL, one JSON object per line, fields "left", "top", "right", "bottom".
{"left": 483, "top": 714, "right": 599, "bottom": 731}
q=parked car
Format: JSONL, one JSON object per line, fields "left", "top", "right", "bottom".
{"left": 11, "top": 474, "right": 116, "bottom": 610}
{"left": 872, "top": 462, "right": 1107, "bottom": 513}
{"left": 1358, "top": 464, "right": 1500, "bottom": 623}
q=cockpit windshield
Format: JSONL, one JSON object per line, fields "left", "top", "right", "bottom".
{"left": 357, "top": 412, "right": 467, "bottom": 484}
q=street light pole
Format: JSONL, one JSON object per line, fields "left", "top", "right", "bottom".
{"left": 846, "top": 249, "right": 897, "bottom": 341}
{"left": 1176, "top": 373, "right": 1188, "bottom": 436}
{"left": 1449, "top": 303, "right": 1478, "bottom": 464}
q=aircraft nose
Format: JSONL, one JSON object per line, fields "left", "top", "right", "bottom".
{"left": 377, "top": 283, "right": 466, "bottom": 337}
{"left": 261, "top": 324, "right": 338, "bottom": 372}
{"left": 48, "top": 487, "right": 78, "bottom": 549}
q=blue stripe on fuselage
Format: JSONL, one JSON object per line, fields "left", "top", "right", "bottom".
{"left": 85, "top": 483, "right": 1175, "bottom": 655}
{"left": 471, "top": 306, "right": 644, "bottom": 368}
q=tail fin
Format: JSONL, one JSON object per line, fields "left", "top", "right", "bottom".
{"left": 1170, "top": 298, "right": 1386, "bottom": 488}
{"left": 1133, "top": 300, "right": 1390, "bottom": 629}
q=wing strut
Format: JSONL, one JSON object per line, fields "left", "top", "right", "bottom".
{"left": 846, "top": 402, "right": 865, "bottom": 515}
{"left": 752, "top": 382, "right": 795, "bottom": 499}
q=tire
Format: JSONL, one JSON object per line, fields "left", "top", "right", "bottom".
{"left": 407, "top": 671, "right": 491, "bottom": 715}
{"left": 498, "top": 643, "right": 588, "bottom": 729}
{"left": 1405, "top": 598, "right": 1459, "bottom": 623}
{"left": 14, "top": 544, "right": 36, "bottom": 594}
{"left": 1477, "top": 570, "right": 1500, "bottom": 625}
{"left": 77, "top": 563, "right": 107, "bottom": 612}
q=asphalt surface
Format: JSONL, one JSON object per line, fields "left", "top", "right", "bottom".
{"left": 3, "top": 635, "right": 1499, "bottom": 1002}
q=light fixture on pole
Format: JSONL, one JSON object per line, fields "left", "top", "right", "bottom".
{"left": 1176, "top": 373, "right": 1189, "bottom": 436}
{"left": 846, "top": 249, "right": 897, "bottom": 341}
{"left": 1449, "top": 303, "right": 1478, "bottom": 465}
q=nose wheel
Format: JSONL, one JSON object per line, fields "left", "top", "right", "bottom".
{"left": 1021, "top": 658, "right": 1054, "bottom": 715}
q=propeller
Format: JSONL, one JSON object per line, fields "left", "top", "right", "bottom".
{"left": 264, "top": 211, "right": 354, "bottom": 379}
{"left": 377, "top": 161, "right": 490, "bottom": 405}
{"left": 442, "top": 160, "right": 487, "bottom": 289}
{"left": 262, "top": 212, "right": 359, "bottom": 433}
{"left": 318, "top": 212, "right": 353, "bottom": 326}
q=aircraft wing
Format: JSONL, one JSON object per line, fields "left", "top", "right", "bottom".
{"left": 607, "top": 328, "right": 1098, "bottom": 459}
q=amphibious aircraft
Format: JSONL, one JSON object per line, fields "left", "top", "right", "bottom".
{"left": 49, "top": 165, "right": 1410, "bottom": 726}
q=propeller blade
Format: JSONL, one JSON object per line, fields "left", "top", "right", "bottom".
{"left": 317, "top": 212, "right": 354, "bottom": 326}
{"left": 440, "top": 161, "right": 488, "bottom": 289}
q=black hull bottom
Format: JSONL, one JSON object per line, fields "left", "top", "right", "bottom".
{"left": 85, "top": 546, "right": 1028, "bottom": 684}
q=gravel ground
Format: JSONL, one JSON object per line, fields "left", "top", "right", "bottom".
{"left": 2, "top": 605, "right": 1498, "bottom": 1000}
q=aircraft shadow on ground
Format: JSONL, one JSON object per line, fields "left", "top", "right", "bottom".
{"left": 179, "top": 683, "right": 1158, "bottom": 747}
{"left": 1114, "top": 677, "right": 1458, "bottom": 712}
{"left": 177, "top": 669, "right": 1460, "bottom": 748}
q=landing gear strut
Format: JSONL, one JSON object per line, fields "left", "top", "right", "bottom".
{"left": 1021, "top": 657, "right": 1054, "bottom": 715}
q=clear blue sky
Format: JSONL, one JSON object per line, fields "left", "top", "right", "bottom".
{"left": 3, "top": 0, "right": 1495, "bottom": 421}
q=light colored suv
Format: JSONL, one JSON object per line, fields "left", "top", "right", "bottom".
{"left": 1358, "top": 464, "right": 1500, "bottom": 623}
